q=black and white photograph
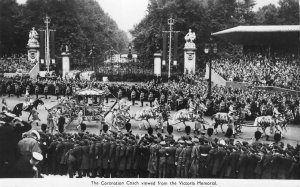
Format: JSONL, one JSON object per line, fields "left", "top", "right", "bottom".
{"left": 0, "top": 0, "right": 300, "bottom": 186}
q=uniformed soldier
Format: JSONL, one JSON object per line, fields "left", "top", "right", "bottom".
{"left": 160, "top": 92, "right": 166, "bottom": 104}
{"left": 118, "top": 140, "right": 126, "bottom": 177}
{"left": 109, "top": 138, "right": 117, "bottom": 178}
{"left": 102, "top": 137, "right": 110, "bottom": 178}
{"left": 118, "top": 89, "right": 123, "bottom": 101}
{"left": 66, "top": 84, "right": 71, "bottom": 99}
{"left": 76, "top": 110, "right": 83, "bottom": 130}
{"left": 199, "top": 138, "right": 212, "bottom": 178}
{"left": 35, "top": 83, "right": 39, "bottom": 99}
{"left": 6, "top": 83, "right": 11, "bottom": 97}
{"left": 184, "top": 141, "right": 193, "bottom": 178}
{"left": 114, "top": 139, "right": 121, "bottom": 177}
{"left": 95, "top": 137, "right": 103, "bottom": 177}
{"left": 44, "top": 83, "right": 49, "bottom": 99}
{"left": 175, "top": 140, "right": 185, "bottom": 178}
{"left": 15, "top": 83, "right": 20, "bottom": 98}
{"left": 125, "top": 139, "right": 134, "bottom": 177}
{"left": 182, "top": 126, "right": 192, "bottom": 141}
{"left": 140, "top": 90, "right": 145, "bottom": 107}
{"left": 26, "top": 84, "right": 31, "bottom": 95}
{"left": 158, "top": 141, "right": 167, "bottom": 178}
{"left": 189, "top": 138, "right": 200, "bottom": 178}
{"left": 165, "top": 125, "right": 174, "bottom": 144}
{"left": 104, "top": 85, "right": 110, "bottom": 103}
{"left": 167, "top": 93, "right": 173, "bottom": 110}
{"left": 148, "top": 139, "right": 159, "bottom": 178}
{"left": 165, "top": 139, "right": 176, "bottom": 178}
{"left": 55, "top": 83, "right": 60, "bottom": 99}
{"left": 148, "top": 91, "right": 154, "bottom": 107}
{"left": 89, "top": 139, "right": 97, "bottom": 178}
{"left": 131, "top": 89, "right": 136, "bottom": 106}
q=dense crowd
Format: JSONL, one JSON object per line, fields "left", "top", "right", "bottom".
{"left": 212, "top": 54, "right": 300, "bottom": 91}
{"left": 1, "top": 115, "right": 300, "bottom": 179}
{"left": 0, "top": 57, "right": 36, "bottom": 74}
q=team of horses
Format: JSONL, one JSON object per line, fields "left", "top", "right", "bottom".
{"left": 9, "top": 97, "right": 295, "bottom": 140}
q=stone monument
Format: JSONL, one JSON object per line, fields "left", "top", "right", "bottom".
{"left": 27, "top": 27, "right": 40, "bottom": 63}
{"left": 61, "top": 44, "right": 71, "bottom": 78}
{"left": 184, "top": 29, "right": 196, "bottom": 74}
{"left": 154, "top": 52, "right": 162, "bottom": 77}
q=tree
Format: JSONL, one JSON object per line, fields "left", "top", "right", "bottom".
{"left": 255, "top": 4, "right": 280, "bottom": 25}
{"left": 0, "top": 0, "right": 129, "bottom": 63}
{"left": 277, "top": 0, "right": 299, "bottom": 24}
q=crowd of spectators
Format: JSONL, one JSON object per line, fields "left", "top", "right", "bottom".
{"left": 0, "top": 56, "right": 36, "bottom": 74}
{"left": 1, "top": 114, "right": 300, "bottom": 179}
{"left": 212, "top": 53, "right": 300, "bottom": 91}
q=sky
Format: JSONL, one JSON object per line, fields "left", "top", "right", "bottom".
{"left": 16, "top": 0, "right": 280, "bottom": 32}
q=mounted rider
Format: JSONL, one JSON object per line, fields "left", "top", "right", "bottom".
{"left": 118, "top": 88, "right": 123, "bottom": 101}
{"left": 24, "top": 91, "right": 33, "bottom": 110}
{"left": 273, "top": 103, "right": 283, "bottom": 126}
{"left": 188, "top": 97, "right": 196, "bottom": 121}
{"left": 152, "top": 98, "right": 160, "bottom": 113}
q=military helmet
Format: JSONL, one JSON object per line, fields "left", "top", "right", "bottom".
{"left": 103, "top": 124, "right": 108, "bottom": 132}
{"left": 167, "top": 125, "right": 173, "bottom": 134}
{"left": 185, "top": 126, "right": 191, "bottom": 135}
{"left": 125, "top": 122, "right": 131, "bottom": 132}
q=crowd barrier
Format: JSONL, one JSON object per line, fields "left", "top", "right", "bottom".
{"left": 253, "top": 86, "right": 300, "bottom": 95}
{"left": 29, "top": 63, "right": 40, "bottom": 79}
{"left": 3, "top": 73, "right": 22, "bottom": 77}
{"left": 205, "top": 64, "right": 226, "bottom": 86}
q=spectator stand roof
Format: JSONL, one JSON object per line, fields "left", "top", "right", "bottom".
{"left": 212, "top": 25, "right": 300, "bottom": 46}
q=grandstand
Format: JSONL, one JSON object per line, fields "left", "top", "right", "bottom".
{"left": 210, "top": 25, "right": 300, "bottom": 92}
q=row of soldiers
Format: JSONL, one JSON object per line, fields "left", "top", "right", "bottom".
{"left": 36, "top": 123, "right": 300, "bottom": 179}
{"left": 0, "top": 80, "right": 73, "bottom": 99}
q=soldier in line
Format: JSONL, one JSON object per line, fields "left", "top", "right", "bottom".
{"left": 44, "top": 83, "right": 49, "bottom": 99}
{"left": 140, "top": 90, "right": 145, "bottom": 107}
{"left": 55, "top": 83, "right": 60, "bottom": 99}
{"left": 35, "top": 83, "right": 39, "bottom": 99}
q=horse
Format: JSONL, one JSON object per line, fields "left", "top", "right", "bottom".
{"left": 211, "top": 112, "right": 235, "bottom": 134}
{"left": 235, "top": 107, "right": 252, "bottom": 133}
{"left": 253, "top": 115, "right": 280, "bottom": 139}
{"left": 12, "top": 98, "right": 44, "bottom": 120}
{"left": 172, "top": 106, "right": 207, "bottom": 131}
{"left": 133, "top": 107, "right": 158, "bottom": 129}
{"left": 278, "top": 109, "right": 294, "bottom": 133}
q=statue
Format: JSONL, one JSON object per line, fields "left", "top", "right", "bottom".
{"left": 65, "top": 44, "right": 69, "bottom": 52}
{"left": 184, "top": 29, "right": 196, "bottom": 43}
{"left": 27, "top": 27, "right": 39, "bottom": 47}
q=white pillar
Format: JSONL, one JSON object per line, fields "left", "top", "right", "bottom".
{"left": 62, "top": 52, "right": 70, "bottom": 79}
{"left": 154, "top": 52, "right": 162, "bottom": 76}
{"left": 184, "top": 45, "right": 196, "bottom": 74}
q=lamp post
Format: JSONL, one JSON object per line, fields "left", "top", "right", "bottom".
{"left": 204, "top": 41, "right": 217, "bottom": 98}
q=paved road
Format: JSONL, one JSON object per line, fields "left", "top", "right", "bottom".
{"left": 4, "top": 95, "right": 300, "bottom": 146}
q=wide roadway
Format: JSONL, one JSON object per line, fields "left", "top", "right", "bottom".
{"left": 3, "top": 94, "right": 300, "bottom": 146}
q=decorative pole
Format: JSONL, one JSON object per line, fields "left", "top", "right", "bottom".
{"left": 163, "top": 18, "right": 179, "bottom": 79}
{"left": 167, "top": 18, "right": 174, "bottom": 79}
{"left": 44, "top": 15, "right": 51, "bottom": 72}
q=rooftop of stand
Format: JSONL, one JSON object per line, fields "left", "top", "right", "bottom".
{"left": 212, "top": 25, "right": 300, "bottom": 46}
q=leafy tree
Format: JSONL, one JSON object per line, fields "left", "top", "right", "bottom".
{"left": 255, "top": 4, "right": 280, "bottom": 25}
{"left": 0, "top": 0, "right": 129, "bottom": 64}
{"left": 277, "top": 0, "right": 299, "bottom": 24}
